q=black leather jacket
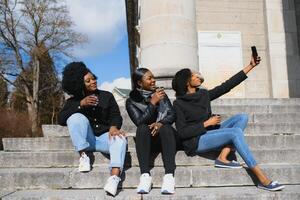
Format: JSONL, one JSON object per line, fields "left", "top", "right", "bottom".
{"left": 126, "top": 89, "right": 176, "bottom": 126}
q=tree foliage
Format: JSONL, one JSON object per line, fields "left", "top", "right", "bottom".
{"left": 0, "top": 0, "right": 85, "bottom": 135}
{"left": 11, "top": 44, "right": 63, "bottom": 124}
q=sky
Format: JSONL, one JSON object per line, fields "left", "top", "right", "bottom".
{"left": 65, "top": 0, "right": 132, "bottom": 91}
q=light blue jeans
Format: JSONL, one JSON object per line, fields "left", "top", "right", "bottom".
{"left": 66, "top": 113, "right": 127, "bottom": 171}
{"left": 196, "top": 114, "right": 257, "bottom": 168}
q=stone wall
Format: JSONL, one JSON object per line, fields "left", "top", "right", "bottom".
{"left": 195, "top": 0, "right": 271, "bottom": 98}
{"left": 296, "top": 0, "right": 300, "bottom": 57}
{"left": 292, "top": 0, "right": 300, "bottom": 97}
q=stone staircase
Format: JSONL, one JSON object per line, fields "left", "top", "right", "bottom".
{"left": 1, "top": 98, "right": 300, "bottom": 200}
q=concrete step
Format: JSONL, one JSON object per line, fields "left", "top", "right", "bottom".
{"left": 1, "top": 148, "right": 299, "bottom": 168}
{"left": 3, "top": 134, "right": 300, "bottom": 151}
{"left": 122, "top": 113, "right": 300, "bottom": 133}
{"left": 123, "top": 113, "right": 300, "bottom": 124}
{"left": 210, "top": 105, "right": 300, "bottom": 114}
{"left": 42, "top": 122, "right": 300, "bottom": 137}
{"left": 209, "top": 98, "right": 300, "bottom": 105}
{"left": 246, "top": 123, "right": 300, "bottom": 134}
{"left": 167, "top": 98, "right": 300, "bottom": 105}
{"left": 124, "top": 123, "right": 300, "bottom": 135}
{"left": 119, "top": 105, "right": 300, "bottom": 131}
{"left": 2, "top": 185, "right": 300, "bottom": 200}
{"left": 249, "top": 113, "right": 300, "bottom": 123}
{"left": 119, "top": 104, "right": 300, "bottom": 115}
{"left": 1, "top": 164, "right": 299, "bottom": 190}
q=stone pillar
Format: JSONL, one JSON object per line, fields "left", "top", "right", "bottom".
{"left": 265, "top": 0, "right": 300, "bottom": 97}
{"left": 139, "top": 0, "right": 198, "bottom": 89}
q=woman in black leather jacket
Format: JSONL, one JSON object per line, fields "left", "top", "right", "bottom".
{"left": 126, "top": 68, "right": 177, "bottom": 194}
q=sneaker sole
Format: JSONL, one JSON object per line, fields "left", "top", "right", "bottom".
{"left": 161, "top": 190, "right": 175, "bottom": 195}
{"left": 214, "top": 164, "right": 243, "bottom": 169}
{"left": 137, "top": 190, "right": 150, "bottom": 194}
{"left": 257, "top": 185, "right": 285, "bottom": 191}
{"left": 104, "top": 188, "right": 117, "bottom": 196}
{"left": 79, "top": 167, "right": 91, "bottom": 172}
{"left": 137, "top": 182, "right": 152, "bottom": 194}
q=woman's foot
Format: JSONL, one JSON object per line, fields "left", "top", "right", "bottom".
{"left": 137, "top": 173, "right": 152, "bottom": 194}
{"left": 104, "top": 175, "right": 121, "bottom": 196}
{"left": 214, "top": 159, "right": 242, "bottom": 169}
{"left": 161, "top": 174, "right": 175, "bottom": 194}
{"left": 78, "top": 152, "right": 91, "bottom": 172}
{"left": 257, "top": 181, "right": 285, "bottom": 191}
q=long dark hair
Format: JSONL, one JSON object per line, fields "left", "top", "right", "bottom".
{"left": 132, "top": 68, "right": 150, "bottom": 90}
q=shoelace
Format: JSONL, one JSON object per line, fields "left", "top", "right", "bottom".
{"left": 79, "top": 154, "right": 90, "bottom": 166}
{"left": 110, "top": 176, "right": 120, "bottom": 182}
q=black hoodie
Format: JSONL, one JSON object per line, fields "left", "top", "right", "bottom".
{"left": 173, "top": 70, "right": 247, "bottom": 156}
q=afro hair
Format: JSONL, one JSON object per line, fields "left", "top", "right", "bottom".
{"left": 62, "top": 62, "right": 96, "bottom": 99}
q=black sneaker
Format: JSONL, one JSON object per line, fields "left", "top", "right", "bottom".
{"left": 257, "top": 181, "right": 285, "bottom": 191}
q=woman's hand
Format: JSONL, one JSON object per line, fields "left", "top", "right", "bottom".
{"left": 80, "top": 95, "right": 98, "bottom": 107}
{"left": 150, "top": 90, "right": 165, "bottom": 105}
{"left": 149, "top": 122, "right": 163, "bottom": 136}
{"left": 243, "top": 55, "right": 261, "bottom": 74}
{"left": 250, "top": 55, "right": 261, "bottom": 67}
{"left": 109, "top": 126, "right": 126, "bottom": 140}
{"left": 204, "top": 115, "right": 221, "bottom": 128}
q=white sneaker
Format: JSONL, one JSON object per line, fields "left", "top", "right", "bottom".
{"left": 78, "top": 152, "right": 91, "bottom": 172}
{"left": 136, "top": 173, "right": 152, "bottom": 194}
{"left": 161, "top": 174, "right": 175, "bottom": 194}
{"left": 104, "top": 175, "right": 121, "bottom": 196}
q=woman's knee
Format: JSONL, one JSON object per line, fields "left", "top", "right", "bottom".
{"left": 159, "top": 124, "right": 173, "bottom": 133}
{"left": 111, "top": 136, "right": 127, "bottom": 148}
{"left": 231, "top": 128, "right": 244, "bottom": 139}
{"left": 237, "top": 114, "right": 248, "bottom": 123}
{"left": 136, "top": 124, "right": 150, "bottom": 135}
{"left": 67, "top": 113, "right": 89, "bottom": 125}
{"left": 159, "top": 124, "right": 176, "bottom": 138}
{"left": 222, "top": 128, "right": 244, "bottom": 142}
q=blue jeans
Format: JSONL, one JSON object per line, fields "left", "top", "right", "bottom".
{"left": 66, "top": 113, "right": 127, "bottom": 171}
{"left": 196, "top": 114, "right": 257, "bottom": 168}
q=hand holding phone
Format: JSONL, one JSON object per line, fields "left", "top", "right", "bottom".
{"left": 251, "top": 46, "right": 258, "bottom": 62}
{"left": 250, "top": 46, "right": 261, "bottom": 67}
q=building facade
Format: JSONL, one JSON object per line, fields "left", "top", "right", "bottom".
{"left": 126, "top": 0, "right": 300, "bottom": 98}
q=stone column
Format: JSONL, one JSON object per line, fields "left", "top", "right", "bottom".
{"left": 139, "top": 0, "right": 198, "bottom": 90}
{"left": 265, "top": 0, "right": 300, "bottom": 97}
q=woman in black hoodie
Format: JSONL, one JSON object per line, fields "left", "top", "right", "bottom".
{"left": 126, "top": 68, "right": 177, "bottom": 194}
{"left": 58, "top": 62, "right": 126, "bottom": 196}
{"left": 172, "top": 56, "right": 284, "bottom": 191}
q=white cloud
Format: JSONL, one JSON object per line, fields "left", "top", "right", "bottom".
{"left": 99, "top": 77, "right": 131, "bottom": 92}
{"left": 66, "top": 0, "right": 126, "bottom": 57}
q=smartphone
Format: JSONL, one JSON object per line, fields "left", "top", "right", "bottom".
{"left": 251, "top": 46, "right": 258, "bottom": 61}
